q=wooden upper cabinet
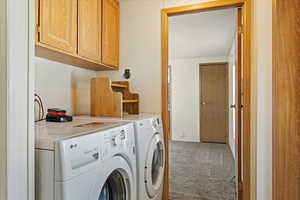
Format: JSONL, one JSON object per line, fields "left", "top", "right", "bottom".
{"left": 78, "top": 0, "right": 102, "bottom": 62}
{"left": 102, "top": 0, "right": 120, "bottom": 68}
{"left": 36, "top": 0, "right": 120, "bottom": 71}
{"left": 38, "top": 0, "right": 77, "bottom": 54}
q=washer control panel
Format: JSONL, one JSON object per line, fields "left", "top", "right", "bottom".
{"left": 56, "top": 132, "right": 102, "bottom": 181}
{"left": 64, "top": 135, "right": 101, "bottom": 170}
{"left": 55, "top": 122, "right": 135, "bottom": 181}
{"left": 102, "top": 123, "right": 135, "bottom": 160}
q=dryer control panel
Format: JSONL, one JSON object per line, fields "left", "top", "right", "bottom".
{"left": 151, "top": 117, "right": 162, "bottom": 131}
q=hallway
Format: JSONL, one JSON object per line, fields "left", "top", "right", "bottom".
{"left": 169, "top": 141, "right": 235, "bottom": 200}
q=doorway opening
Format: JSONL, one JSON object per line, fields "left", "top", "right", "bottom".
{"left": 161, "top": 1, "right": 251, "bottom": 200}
{"left": 168, "top": 8, "right": 236, "bottom": 199}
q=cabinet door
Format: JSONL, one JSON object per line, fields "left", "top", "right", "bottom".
{"left": 102, "top": 0, "right": 120, "bottom": 68}
{"left": 78, "top": 0, "right": 102, "bottom": 62}
{"left": 39, "top": 0, "right": 77, "bottom": 53}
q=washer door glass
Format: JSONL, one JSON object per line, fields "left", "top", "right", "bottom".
{"left": 98, "top": 170, "right": 127, "bottom": 200}
{"left": 145, "top": 133, "right": 165, "bottom": 198}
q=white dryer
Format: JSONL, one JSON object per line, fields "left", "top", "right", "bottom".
{"left": 77, "top": 114, "right": 165, "bottom": 200}
{"left": 133, "top": 115, "right": 165, "bottom": 200}
{"left": 35, "top": 119, "right": 137, "bottom": 200}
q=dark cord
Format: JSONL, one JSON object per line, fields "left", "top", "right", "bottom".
{"left": 35, "top": 99, "right": 42, "bottom": 120}
{"left": 35, "top": 93, "right": 44, "bottom": 120}
{"left": 35, "top": 118, "right": 46, "bottom": 122}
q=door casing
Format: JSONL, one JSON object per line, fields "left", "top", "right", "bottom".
{"left": 161, "top": 1, "right": 252, "bottom": 200}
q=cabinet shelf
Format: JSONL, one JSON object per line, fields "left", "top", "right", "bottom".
{"left": 111, "top": 83, "right": 128, "bottom": 88}
{"left": 122, "top": 99, "right": 139, "bottom": 103}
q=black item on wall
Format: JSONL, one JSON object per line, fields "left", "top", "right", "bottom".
{"left": 123, "top": 69, "right": 131, "bottom": 79}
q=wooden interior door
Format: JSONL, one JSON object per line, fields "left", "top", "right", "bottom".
{"left": 200, "top": 63, "right": 228, "bottom": 143}
{"left": 273, "top": 0, "right": 300, "bottom": 199}
{"left": 102, "top": 0, "right": 120, "bottom": 68}
{"left": 78, "top": 0, "right": 102, "bottom": 62}
{"left": 235, "top": 7, "right": 243, "bottom": 200}
{"left": 39, "top": 0, "right": 77, "bottom": 53}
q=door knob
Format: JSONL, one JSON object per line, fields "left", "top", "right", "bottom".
{"left": 201, "top": 102, "right": 206, "bottom": 105}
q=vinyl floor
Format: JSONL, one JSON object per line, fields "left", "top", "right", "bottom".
{"left": 169, "top": 141, "right": 235, "bottom": 200}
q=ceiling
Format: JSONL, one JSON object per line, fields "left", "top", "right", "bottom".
{"left": 169, "top": 8, "right": 236, "bottom": 59}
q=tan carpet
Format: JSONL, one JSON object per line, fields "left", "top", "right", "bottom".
{"left": 169, "top": 141, "right": 235, "bottom": 200}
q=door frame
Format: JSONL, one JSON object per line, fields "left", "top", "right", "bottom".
{"left": 199, "top": 62, "right": 229, "bottom": 144}
{"left": 161, "top": 1, "right": 252, "bottom": 200}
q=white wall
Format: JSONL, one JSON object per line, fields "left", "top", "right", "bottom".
{"left": 169, "top": 57, "right": 228, "bottom": 142}
{"left": 0, "top": 0, "right": 7, "bottom": 198}
{"left": 228, "top": 38, "right": 236, "bottom": 158}
{"left": 253, "top": 0, "right": 272, "bottom": 199}
{"left": 163, "top": 0, "right": 214, "bottom": 8}
{"left": 35, "top": 57, "right": 96, "bottom": 116}
{"left": 170, "top": 59, "right": 199, "bottom": 142}
{"left": 96, "top": 0, "right": 163, "bottom": 114}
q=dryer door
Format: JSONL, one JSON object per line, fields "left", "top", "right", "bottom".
{"left": 145, "top": 133, "right": 165, "bottom": 198}
{"left": 90, "top": 156, "right": 134, "bottom": 200}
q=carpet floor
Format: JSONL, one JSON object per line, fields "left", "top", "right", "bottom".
{"left": 169, "top": 141, "right": 235, "bottom": 200}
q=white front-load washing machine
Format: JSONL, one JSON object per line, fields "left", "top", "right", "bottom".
{"left": 77, "top": 114, "right": 165, "bottom": 200}
{"left": 35, "top": 119, "right": 137, "bottom": 200}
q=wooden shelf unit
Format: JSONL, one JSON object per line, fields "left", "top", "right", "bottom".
{"left": 91, "top": 77, "right": 139, "bottom": 117}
